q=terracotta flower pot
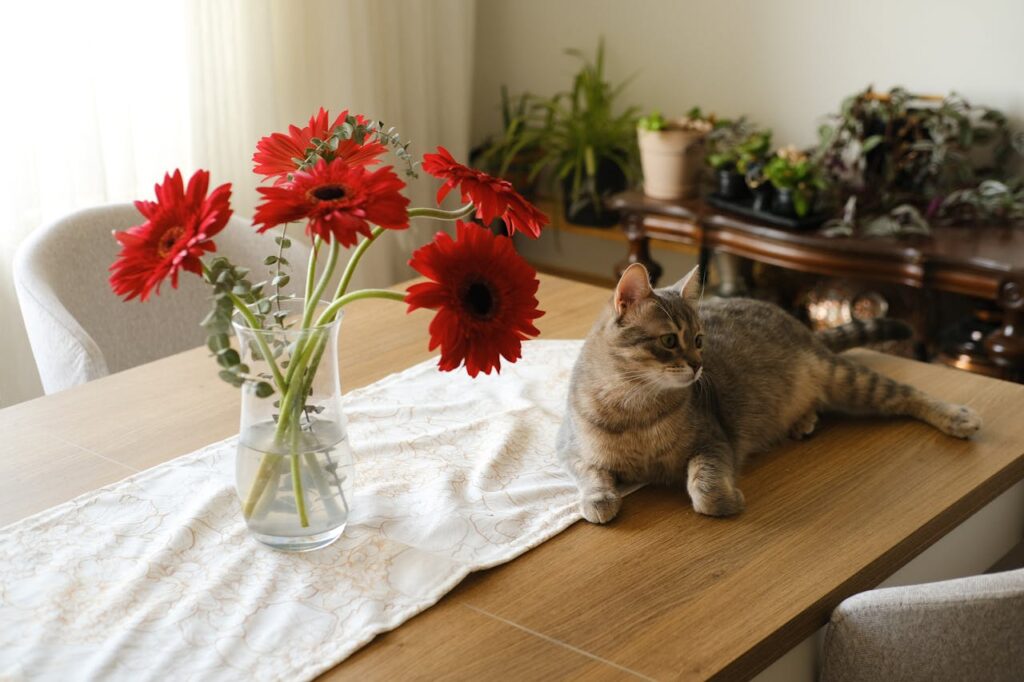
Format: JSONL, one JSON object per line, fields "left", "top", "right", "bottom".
{"left": 638, "top": 123, "right": 706, "bottom": 200}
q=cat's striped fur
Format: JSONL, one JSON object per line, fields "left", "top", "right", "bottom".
{"left": 557, "top": 264, "right": 981, "bottom": 523}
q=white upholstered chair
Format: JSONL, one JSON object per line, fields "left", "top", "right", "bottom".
{"left": 14, "top": 203, "right": 311, "bottom": 394}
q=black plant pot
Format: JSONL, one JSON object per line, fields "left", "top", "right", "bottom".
{"left": 772, "top": 187, "right": 797, "bottom": 217}
{"left": 561, "top": 158, "right": 628, "bottom": 228}
{"left": 716, "top": 168, "right": 748, "bottom": 201}
{"left": 750, "top": 182, "right": 775, "bottom": 212}
{"left": 772, "top": 187, "right": 817, "bottom": 218}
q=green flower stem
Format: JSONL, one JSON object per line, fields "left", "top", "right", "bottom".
{"left": 331, "top": 226, "right": 385, "bottom": 301}
{"left": 249, "top": 456, "right": 283, "bottom": 520}
{"left": 239, "top": 203, "right": 474, "bottom": 523}
{"left": 243, "top": 454, "right": 281, "bottom": 519}
{"left": 225, "top": 290, "right": 288, "bottom": 391}
{"left": 240, "top": 333, "right": 324, "bottom": 520}
{"left": 242, "top": 287, "right": 407, "bottom": 515}
{"left": 289, "top": 422, "right": 309, "bottom": 528}
{"left": 316, "top": 289, "right": 406, "bottom": 326}
{"left": 302, "top": 238, "right": 341, "bottom": 328}
{"left": 304, "top": 237, "right": 322, "bottom": 302}
{"left": 407, "top": 203, "right": 476, "bottom": 221}
{"left": 329, "top": 203, "right": 475, "bottom": 303}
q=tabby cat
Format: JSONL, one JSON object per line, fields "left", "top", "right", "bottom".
{"left": 558, "top": 263, "right": 981, "bottom": 524}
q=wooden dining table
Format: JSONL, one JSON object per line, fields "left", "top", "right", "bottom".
{"left": 3, "top": 273, "right": 1024, "bottom": 680}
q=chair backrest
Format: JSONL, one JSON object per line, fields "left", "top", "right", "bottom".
{"left": 13, "top": 203, "right": 311, "bottom": 394}
{"left": 821, "top": 567, "right": 1024, "bottom": 681}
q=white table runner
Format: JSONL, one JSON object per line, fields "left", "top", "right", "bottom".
{"left": 0, "top": 340, "right": 587, "bottom": 681}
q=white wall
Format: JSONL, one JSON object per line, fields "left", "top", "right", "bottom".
{"left": 473, "top": 0, "right": 1024, "bottom": 154}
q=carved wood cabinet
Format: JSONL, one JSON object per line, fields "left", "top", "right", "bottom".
{"left": 608, "top": 190, "right": 1024, "bottom": 380}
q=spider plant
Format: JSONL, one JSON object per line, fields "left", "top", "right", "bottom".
{"left": 523, "top": 39, "right": 640, "bottom": 222}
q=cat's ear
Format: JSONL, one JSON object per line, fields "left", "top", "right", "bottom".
{"left": 614, "top": 263, "right": 652, "bottom": 315}
{"left": 672, "top": 265, "right": 702, "bottom": 304}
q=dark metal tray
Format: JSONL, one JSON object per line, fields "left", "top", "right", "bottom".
{"left": 705, "top": 193, "right": 830, "bottom": 230}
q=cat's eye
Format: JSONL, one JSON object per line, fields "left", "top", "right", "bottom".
{"left": 694, "top": 333, "right": 704, "bottom": 349}
{"left": 660, "top": 334, "right": 678, "bottom": 349}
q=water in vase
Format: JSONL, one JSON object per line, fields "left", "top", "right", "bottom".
{"left": 236, "top": 418, "right": 354, "bottom": 551}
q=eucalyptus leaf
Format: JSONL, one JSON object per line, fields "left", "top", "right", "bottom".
{"left": 216, "top": 348, "right": 240, "bottom": 367}
{"left": 207, "top": 333, "right": 230, "bottom": 353}
{"left": 218, "top": 370, "right": 244, "bottom": 388}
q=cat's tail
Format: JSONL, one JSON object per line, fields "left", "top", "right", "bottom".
{"left": 816, "top": 318, "right": 912, "bottom": 352}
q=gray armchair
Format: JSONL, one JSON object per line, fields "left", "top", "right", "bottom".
{"left": 821, "top": 568, "right": 1024, "bottom": 681}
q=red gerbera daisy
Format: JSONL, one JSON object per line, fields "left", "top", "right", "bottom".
{"left": 422, "top": 146, "right": 548, "bottom": 238}
{"left": 253, "top": 108, "right": 386, "bottom": 184}
{"left": 406, "top": 221, "right": 544, "bottom": 377}
{"left": 253, "top": 157, "right": 409, "bottom": 247}
{"left": 109, "top": 169, "right": 232, "bottom": 301}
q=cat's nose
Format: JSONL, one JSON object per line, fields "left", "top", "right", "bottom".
{"left": 688, "top": 360, "right": 702, "bottom": 372}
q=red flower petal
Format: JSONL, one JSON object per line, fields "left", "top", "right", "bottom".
{"left": 421, "top": 146, "right": 549, "bottom": 238}
{"left": 109, "top": 169, "right": 233, "bottom": 301}
{"left": 406, "top": 221, "right": 544, "bottom": 377}
{"left": 253, "top": 157, "right": 409, "bottom": 247}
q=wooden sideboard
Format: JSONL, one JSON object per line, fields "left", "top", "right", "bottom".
{"left": 608, "top": 190, "right": 1024, "bottom": 379}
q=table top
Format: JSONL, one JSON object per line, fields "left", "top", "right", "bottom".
{"left": 609, "top": 190, "right": 1024, "bottom": 299}
{"left": 4, "top": 273, "right": 1024, "bottom": 680}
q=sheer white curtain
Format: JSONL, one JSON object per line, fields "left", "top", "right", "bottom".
{"left": 0, "top": 2, "right": 194, "bottom": 405}
{"left": 0, "top": 0, "right": 475, "bottom": 406}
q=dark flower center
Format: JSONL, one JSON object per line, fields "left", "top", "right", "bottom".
{"left": 156, "top": 226, "right": 185, "bottom": 258}
{"left": 462, "top": 281, "right": 496, "bottom": 319}
{"left": 311, "top": 184, "right": 346, "bottom": 202}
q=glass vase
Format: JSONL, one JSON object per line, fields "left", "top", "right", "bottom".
{"left": 232, "top": 299, "right": 353, "bottom": 552}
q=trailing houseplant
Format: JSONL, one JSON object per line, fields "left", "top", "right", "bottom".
{"left": 636, "top": 107, "right": 714, "bottom": 200}
{"left": 109, "top": 108, "right": 549, "bottom": 551}
{"left": 816, "top": 86, "right": 1023, "bottom": 234}
{"left": 938, "top": 178, "right": 1024, "bottom": 225}
{"left": 762, "top": 145, "right": 828, "bottom": 217}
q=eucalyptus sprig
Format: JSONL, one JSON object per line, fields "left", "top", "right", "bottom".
{"left": 298, "top": 114, "right": 420, "bottom": 178}
{"left": 200, "top": 257, "right": 277, "bottom": 398}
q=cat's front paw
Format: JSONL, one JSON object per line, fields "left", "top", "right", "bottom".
{"left": 941, "top": 404, "right": 982, "bottom": 439}
{"left": 691, "top": 486, "right": 745, "bottom": 517}
{"left": 789, "top": 411, "right": 818, "bottom": 440}
{"left": 580, "top": 492, "right": 622, "bottom": 524}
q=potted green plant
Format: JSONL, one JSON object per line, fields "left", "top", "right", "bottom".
{"left": 637, "top": 108, "right": 713, "bottom": 200}
{"left": 518, "top": 39, "right": 640, "bottom": 227}
{"left": 736, "top": 132, "right": 776, "bottom": 211}
{"left": 762, "top": 145, "right": 828, "bottom": 217}
{"left": 707, "top": 122, "right": 771, "bottom": 200}
{"left": 816, "top": 86, "right": 1023, "bottom": 232}
{"left": 470, "top": 85, "right": 544, "bottom": 198}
